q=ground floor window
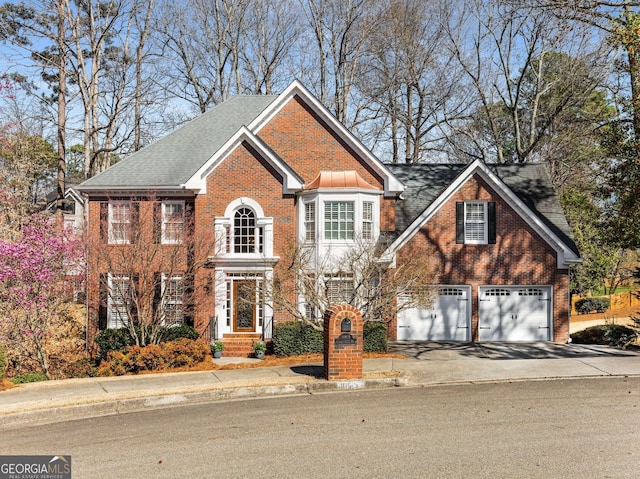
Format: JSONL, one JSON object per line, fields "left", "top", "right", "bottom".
{"left": 108, "top": 275, "right": 131, "bottom": 329}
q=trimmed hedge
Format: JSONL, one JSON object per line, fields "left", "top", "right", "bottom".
{"left": 159, "top": 324, "right": 199, "bottom": 342}
{"left": 273, "top": 320, "right": 389, "bottom": 356}
{"left": 571, "top": 324, "right": 637, "bottom": 349}
{"left": 575, "top": 298, "right": 610, "bottom": 314}
{"left": 273, "top": 321, "right": 323, "bottom": 356}
{"left": 364, "top": 321, "right": 388, "bottom": 352}
{"left": 96, "top": 338, "right": 209, "bottom": 376}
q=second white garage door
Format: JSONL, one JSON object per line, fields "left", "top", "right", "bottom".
{"left": 478, "top": 286, "right": 551, "bottom": 341}
{"left": 397, "top": 286, "right": 471, "bottom": 341}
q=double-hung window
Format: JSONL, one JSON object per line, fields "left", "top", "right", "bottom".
{"left": 162, "top": 201, "right": 185, "bottom": 244}
{"left": 324, "top": 201, "right": 354, "bottom": 240}
{"left": 109, "top": 202, "right": 132, "bottom": 244}
{"left": 304, "top": 202, "right": 316, "bottom": 242}
{"left": 108, "top": 275, "right": 131, "bottom": 328}
{"left": 162, "top": 274, "right": 184, "bottom": 325}
{"left": 362, "top": 201, "right": 373, "bottom": 240}
{"left": 456, "top": 201, "right": 496, "bottom": 245}
{"left": 326, "top": 275, "right": 354, "bottom": 304}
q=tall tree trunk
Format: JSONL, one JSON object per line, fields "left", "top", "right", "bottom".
{"left": 56, "top": 0, "right": 67, "bottom": 211}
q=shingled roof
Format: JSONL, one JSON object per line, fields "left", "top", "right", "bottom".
{"left": 387, "top": 163, "right": 579, "bottom": 256}
{"left": 78, "top": 95, "right": 278, "bottom": 189}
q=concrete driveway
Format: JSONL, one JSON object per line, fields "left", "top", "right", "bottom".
{"left": 390, "top": 340, "right": 640, "bottom": 361}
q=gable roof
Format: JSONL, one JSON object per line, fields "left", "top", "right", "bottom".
{"left": 386, "top": 161, "right": 580, "bottom": 267}
{"left": 77, "top": 95, "right": 277, "bottom": 191}
{"left": 77, "top": 80, "right": 404, "bottom": 197}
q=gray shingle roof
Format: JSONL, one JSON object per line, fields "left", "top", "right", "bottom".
{"left": 387, "top": 163, "right": 579, "bottom": 256}
{"left": 79, "top": 95, "right": 278, "bottom": 189}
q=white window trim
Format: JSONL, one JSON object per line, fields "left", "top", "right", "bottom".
{"left": 161, "top": 273, "right": 184, "bottom": 325}
{"left": 108, "top": 201, "right": 131, "bottom": 245}
{"left": 298, "top": 193, "right": 380, "bottom": 246}
{"left": 214, "top": 198, "right": 275, "bottom": 258}
{"left": 162, "top": 200, "right": 185, "bottom": 245}
{"left": 464, "top": 201, "right": 488, "bottom": 245}
{"left": 108, "top": 274, "right": 130, "bottom": 329}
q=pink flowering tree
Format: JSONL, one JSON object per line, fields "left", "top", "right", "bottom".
{"left": 0, "top": 214, "right": 85, "bottom": 379}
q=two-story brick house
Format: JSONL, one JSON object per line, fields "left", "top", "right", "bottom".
{"left": 77, "top": 80, "right": 580, "bottom": 354}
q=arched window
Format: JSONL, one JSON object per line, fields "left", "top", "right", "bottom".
{"left": 233, "top": 207, "right": 263, "bottom": 253}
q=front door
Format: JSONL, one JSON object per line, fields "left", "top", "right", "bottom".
{"left": 233, "top": 280, "right": 256, "bottom": 332}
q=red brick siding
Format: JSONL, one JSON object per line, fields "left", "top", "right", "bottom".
{"left": 396, "top": 174, "right": 569, "bottom": 342}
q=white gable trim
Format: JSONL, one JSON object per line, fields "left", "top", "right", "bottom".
{"left": 383, "top": 159, "right": 581, "bottom": 268}
{"left": 182, "top": 126, "right": 304, "bottom": 195}
{"left": 249, "top": 80, "right": 404, "bottom": 197}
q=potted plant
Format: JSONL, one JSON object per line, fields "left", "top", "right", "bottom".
{"left": 252, "top": 341, "right": 267, "bottom": 359}
{"left": 210, "top": 340, "right": 224, "bottom": 359}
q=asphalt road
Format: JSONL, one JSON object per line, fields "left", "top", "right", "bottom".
{"left": 4, "top": 378, "right": 640, "bottom": 478}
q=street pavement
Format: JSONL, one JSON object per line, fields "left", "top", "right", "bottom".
{"left": 1, "top": 342, "right": 639, "bottom": 430}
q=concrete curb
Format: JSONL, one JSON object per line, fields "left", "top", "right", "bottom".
{"left": 0, "top": 376, "right": 409, "bottom": 430}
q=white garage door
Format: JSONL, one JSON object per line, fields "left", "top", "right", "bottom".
{"left": 397, "top": 286, "right": 471, "bottom": 341}
{"left": 478, "top": 286, "right": 551, "bottom": 341}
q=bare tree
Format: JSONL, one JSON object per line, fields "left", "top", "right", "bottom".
{"left": 446, "top": 0, "right": 610, "bottom": 166}
{"left": 299, "top": 0, "right": 381, "bottom": 127}
{"left": 154, "top": 0, "right": 250, "bottom": 113}
{"left": 359, "top": 0, "right": 469, "bottom": 164}
{"left": 88, "top": 196, "right": 214, "bottom": 346}
{"left": 269, "top": 237, "right": 436, "bottom": 330}
{"left": 240, "top": 0, "right": 300, "bottom": 95}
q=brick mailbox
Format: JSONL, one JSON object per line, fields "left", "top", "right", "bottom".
{"left": 323, "top": 304, "right": 363, "bottom": 380}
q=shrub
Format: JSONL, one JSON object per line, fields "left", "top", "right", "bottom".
{"left": 94, "top": 328, "right": 135, "bottom": 362}
{"left": 363, "top": 321, "right": 388, "bottom": 352}
{"left": 575, "top": 298, "right": 610, "bottom": 314}
{"left": 11, "top": 372, "right": 48, "bottom": 384}
{"left": 96, "top": 338, "right": 209, "bottom": 376}
{"left": 571, "top": 324, "right": 637, "bottom": 348}
{"left": 273, "top": 320, "right": 389, "bottom": 356}
{"left": 62, "top": 358, "right": 97, "bottom": 378}
{"left": 159, "top": 324, "right": 199, "bottom": 342}
{"left": 273, "top": 321, "right": 323, "bottom": 356}
{"left": 0, "top": 346, "right": 6, "bottom": 379}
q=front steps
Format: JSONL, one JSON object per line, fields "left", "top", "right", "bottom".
{"left": 218, "top": 333, "right": 263, "bottom": 358}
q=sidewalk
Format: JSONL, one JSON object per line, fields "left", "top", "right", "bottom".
{"left": 1, "top": 343, "right": 640, "bottom": 430}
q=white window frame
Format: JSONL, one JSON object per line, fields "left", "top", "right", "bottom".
{"left": 304, "top": 202, "right": 316, "bottom": 242}
{"left": 162, "top": 201, "right": 185, "bottom": 244}
{"left": 326, "top": 275, "right": 354, "bottom": 305}
{"left": 108, "top": 201, "right": 131, "bottom": 244}
{"left": 108, "top": 274, "right": 131, "bottom": 329}
{"left": 161, "top": 273, "right": 184, "bottom": 325}
{"left": 362, "top": 201, "right": 374, "bottom": 241}
{"left": 324, "top": 201, "right": 355, "bottom": 240}
{"left": 464, "top": 201, "right": 488, "bottom": 244}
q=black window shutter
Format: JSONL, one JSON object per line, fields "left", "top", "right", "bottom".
{"left": 99, "top": 202, "right": 108, "bottom": 243}
{"left": 98, "top": 273, "right": 108, "bottom": 330}
{"left": 152, "top": 272, "right": 162, "bottom": 318}
{"left": 130, "top": 274, "right": 139, "bottom": 322}
{"left": 131, "top": 202, "right": 140, "bottom": 244}
{"left": 153, "top": 202, "right": 161, "bottom": 244}
{"left": 455, "top": 202, "right": 465, "bottom": 244}
{"left": 488, "top": 201, "right": 496, "bottom": 244}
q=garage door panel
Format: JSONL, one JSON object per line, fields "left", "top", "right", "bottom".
{"left": 397, "top": 286, "right": 470, "bottom": 341}
{"left": 479, "top": 287, "right": 551, "bottom": 341}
